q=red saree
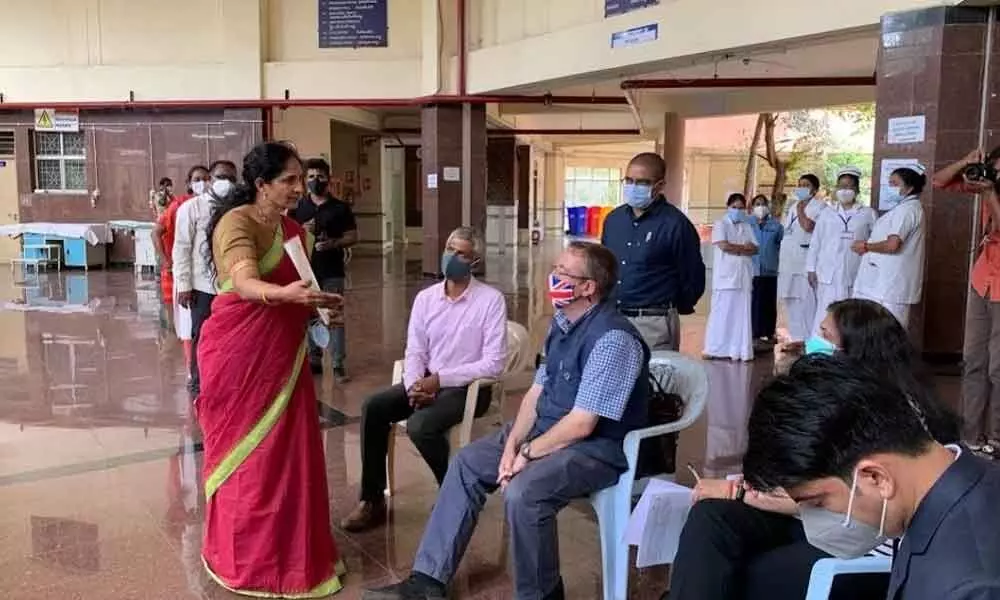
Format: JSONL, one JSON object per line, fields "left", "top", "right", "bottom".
{"left": 196, "top": 216, "right": 343, "bottom": 597}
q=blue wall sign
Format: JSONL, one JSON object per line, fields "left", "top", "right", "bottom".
{"left": 605, "top": 0, "right": 660, "bottom": 18}
{"left": 318, "top": 0, "right": 389, "bottom": 49}
{"left": 611, "top": 23, "right": 659, "bottom": 49}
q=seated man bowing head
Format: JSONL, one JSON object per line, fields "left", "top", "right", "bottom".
{"left": 342, "top": 226, "right": 508, "bottom": 532}
{"left": 364, "top": 241, "right": 651, "bottom": 600}
{"left": 743, "top": 356, "right": 1000, "bottom": 600}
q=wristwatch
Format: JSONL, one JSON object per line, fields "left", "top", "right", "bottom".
{"left": 519, "top": 442, "right": 534, "bottom": 461}
{"left": 734, "top": 484, "right": 747, "bottom": 503}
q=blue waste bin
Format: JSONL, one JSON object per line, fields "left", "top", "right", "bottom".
{"left": 568, "top": 206, "right": 585, "bottom": 235}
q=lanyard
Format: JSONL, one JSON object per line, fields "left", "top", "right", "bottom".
{"left": 837, "top": 213, "right": 853, "bottom": 233}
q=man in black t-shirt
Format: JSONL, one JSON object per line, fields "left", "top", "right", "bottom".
{"left": 289, "top": 158, "right": 358, "bottom": 381}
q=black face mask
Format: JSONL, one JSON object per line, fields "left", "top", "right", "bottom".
{"left": 308, "top": 179, "right": 329, "bottom": 196}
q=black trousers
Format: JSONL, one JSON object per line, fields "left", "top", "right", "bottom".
{"left": 751, "top": 276, "right": 778, "bottom": 340}
{"left": 359, "top": 383, "right": 491, "bottom": 501}
{"left": 666, "top": 499, "right": 888, "bottom": 600}
{"left": 188, "top": 290, "right": 215, "bottom": 397}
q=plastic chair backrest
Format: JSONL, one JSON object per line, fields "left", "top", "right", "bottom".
{"left": 649, "top": 350, "right": 709, "bottom": 429}
{"left": 504, "top": 320, "right": 530, "bottom": 375}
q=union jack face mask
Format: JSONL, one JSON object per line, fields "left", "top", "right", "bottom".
{"left": 548, "top": 273, "right": 578, "bottom": 309}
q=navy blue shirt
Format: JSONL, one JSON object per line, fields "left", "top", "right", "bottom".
{"left": 601, "top": 198, "right": 706, "bottom": 314}
{"left": 750, "top": 215, "right": 783, "bottom": 277}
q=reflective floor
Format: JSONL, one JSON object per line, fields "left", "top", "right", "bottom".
{"left": 0, "top": 239, "right": 894, "bottom": 599}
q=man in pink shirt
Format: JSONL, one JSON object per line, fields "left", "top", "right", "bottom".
{"left": 342, "top": 227, "right": 508, "bottom": 532}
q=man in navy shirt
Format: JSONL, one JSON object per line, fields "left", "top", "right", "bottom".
{"left": 289, "top": 158, "right": 358, "bottom": 381}
{"left": 749, "top": 194, "right": 783, "bottom": 346}
{"left": 601, "top": 153, "right": 706, "bottom": 351}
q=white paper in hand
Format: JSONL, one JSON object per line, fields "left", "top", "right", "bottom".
{"left": 282, "top": 236, "right": 331, "bottom": 325}
{"left": 623, "top": 479, "right": 693, "bottom": 567}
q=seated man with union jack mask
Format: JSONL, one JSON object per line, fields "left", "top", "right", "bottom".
{"left": 364, "top": 241, "right": 650, "bottom": 600}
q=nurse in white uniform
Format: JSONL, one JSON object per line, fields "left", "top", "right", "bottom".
{"left": 705, "top": 193, "right": 758, "bottom": 361}
{"left": 806, "top": 166, "right": 877, "bottom": 335}
{"left": 852, "top": 164, "right": 927, "bottom": 327}
{"left": 778, "top": 174, "right": 826, "bottom": 341}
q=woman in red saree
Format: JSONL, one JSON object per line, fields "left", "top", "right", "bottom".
{"left": 196, "top": 142, "right": 345, "bottom": 597}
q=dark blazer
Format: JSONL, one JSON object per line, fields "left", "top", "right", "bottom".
{"left": 888, "top": 450, "right": 1000, "bottom": 599}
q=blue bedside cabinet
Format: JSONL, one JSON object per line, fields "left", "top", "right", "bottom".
{"left": 62, "top": 238, "right": 106, "bottom": 269}
{"left": 21, "top": 233, "right": 47, "bottom": 260}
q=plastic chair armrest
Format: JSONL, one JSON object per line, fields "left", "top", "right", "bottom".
{"left": 814, "top": 556, "right": 892, "bottom": 577}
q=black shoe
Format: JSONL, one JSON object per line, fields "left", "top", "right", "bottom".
{"left": 363, "top": 574, "right": 447, "bottom": 599}
{"left": 543, "top": 579, "right": 565, "bottom": 600}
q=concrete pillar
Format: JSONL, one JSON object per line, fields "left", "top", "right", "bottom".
{"left": 420, "top": 104, "right": 486, "bottom": 275}
{"left": 661, "top": 113, "right": 686, "bottom": 206}
{"left": 872, "top": 5, "right": 990, "bottom": 358}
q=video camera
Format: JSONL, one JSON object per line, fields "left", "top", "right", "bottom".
{"left": 964, "top": 147, "right": 1000, "bottom": 183}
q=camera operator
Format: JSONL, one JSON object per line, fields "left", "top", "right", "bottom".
{"left": 932, "top": 148, "right": 1000, "bottom": 457}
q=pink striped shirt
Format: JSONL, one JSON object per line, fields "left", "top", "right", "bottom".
{"left": 403, "top": 278, "right": 508, "bottom": 390}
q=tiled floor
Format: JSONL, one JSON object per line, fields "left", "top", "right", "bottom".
{"left": 0, "top": 241, "right": 956, "bottom": 599}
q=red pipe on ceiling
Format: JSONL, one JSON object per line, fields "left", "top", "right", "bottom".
{"left": 487, "top": 128, "right": 641, "bottom": 136}
{"left": 0, "top": 93, "right": 627, "bottom": 111}
{"left": 383, "top": 127, "right": 641, "bottom": 136}
{"left": 620, "top": 76, "right": 877, "bottom": 90}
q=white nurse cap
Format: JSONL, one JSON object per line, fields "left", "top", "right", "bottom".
{"left": 836, "top": 166, "right": 863, "bottom": 179}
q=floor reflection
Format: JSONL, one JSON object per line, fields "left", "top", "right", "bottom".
{"left": 0, "top": 241, "right": 781, "bottom": 599}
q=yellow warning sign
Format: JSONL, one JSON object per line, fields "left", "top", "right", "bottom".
{"left": 35, "top": 110, "right": 53, "bottom": 129}
{"left": 34, "top": 109, "right": 79, "bottom": 132}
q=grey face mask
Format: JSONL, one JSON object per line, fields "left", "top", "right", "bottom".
{"left": 799, "top": 470, "right": 889, "bottom": 559}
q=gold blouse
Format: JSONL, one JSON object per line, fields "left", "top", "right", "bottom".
{"left": 212, "top": 204, "right": 281, "bottom": 283}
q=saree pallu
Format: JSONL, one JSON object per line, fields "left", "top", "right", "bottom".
{"left": 197, "top": 217, "right": 343, "bottom": 597}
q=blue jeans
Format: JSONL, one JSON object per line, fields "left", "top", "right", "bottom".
{"left": 412, "top": 424, "right": 620, "bottom": 599}
{"left": 309, "top": 277, "right": 346, "bottom": 369}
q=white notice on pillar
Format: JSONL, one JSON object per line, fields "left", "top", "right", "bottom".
{"left": 887, "top": 116, "right": 926, "bottom": 145}
{"left": 878, "top": 158, "right": 919, "bottom": 211}
{"left": 443, "top": 166, "right": 461, "bottom": 182}
{"left": 426, "top": 173, "right": 438, "bottom": 189}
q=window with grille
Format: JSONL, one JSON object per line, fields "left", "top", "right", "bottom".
{"left": 0, "top": 131, "right": 14, "bottom": 157}
{"left": 32, "top": 131, "right": 87, "bottom": 192}
{"left": 564, "top": 166, "right": 622, "bottom": 208}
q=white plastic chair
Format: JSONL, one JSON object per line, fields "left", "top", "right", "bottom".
{"left": 804, "top": 556, "right": 892, "bottom": 600}
{"left": 385, "top": 320, "right": 530, "bottom": 496}
{"left": 589, "top": 350, "right": 709, "bottom": 600}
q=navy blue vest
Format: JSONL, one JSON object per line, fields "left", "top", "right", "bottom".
{"left": 537, "top": 302, "right": 650, "bottom": 469}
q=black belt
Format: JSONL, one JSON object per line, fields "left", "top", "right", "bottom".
{"left": 621, "top": 306, "right": 675, "bottom": 317}
{"left": 799, "top": 244, "right": 810, "bottom": 248}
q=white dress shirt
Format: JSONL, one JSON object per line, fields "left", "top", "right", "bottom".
{"left": 172, "top": 193, "right": 218, "bottom": 295}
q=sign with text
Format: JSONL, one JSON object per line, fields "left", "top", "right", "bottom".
{"left": 878, "top": 158, "right": 919, "bottom": 210}
{"left": 34, "top": 109, "right": 79, "bottom": 132}
{"left": 605, "top": 0, "right": 660, "bottom": 18}
{"left": 318, "top": 0, "right": 388, "bottom": 49}
{"left": 611, "top": 23, "right": 659, "bottom": 49}
{"left": 887, "top": 115, "right": 926, "bottom": 145}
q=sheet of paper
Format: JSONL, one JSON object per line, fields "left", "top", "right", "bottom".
{"left": 623, "top": 478, "right": 693, "bottom": 567}
{"left": 283, "top": 237, "right": 331, "bottom": 325}
{"left": 878, "top": 158, "right": 920, "bottom": 211}
{"left": 636, "top": 491, "right": 692, "bottom": 567}
{"left": 887, "top": 115, "right": 925, "bottom": 145}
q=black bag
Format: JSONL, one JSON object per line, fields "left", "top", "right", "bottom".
{"left": 634, "top": 370, "right": 684, "bottom": 478}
